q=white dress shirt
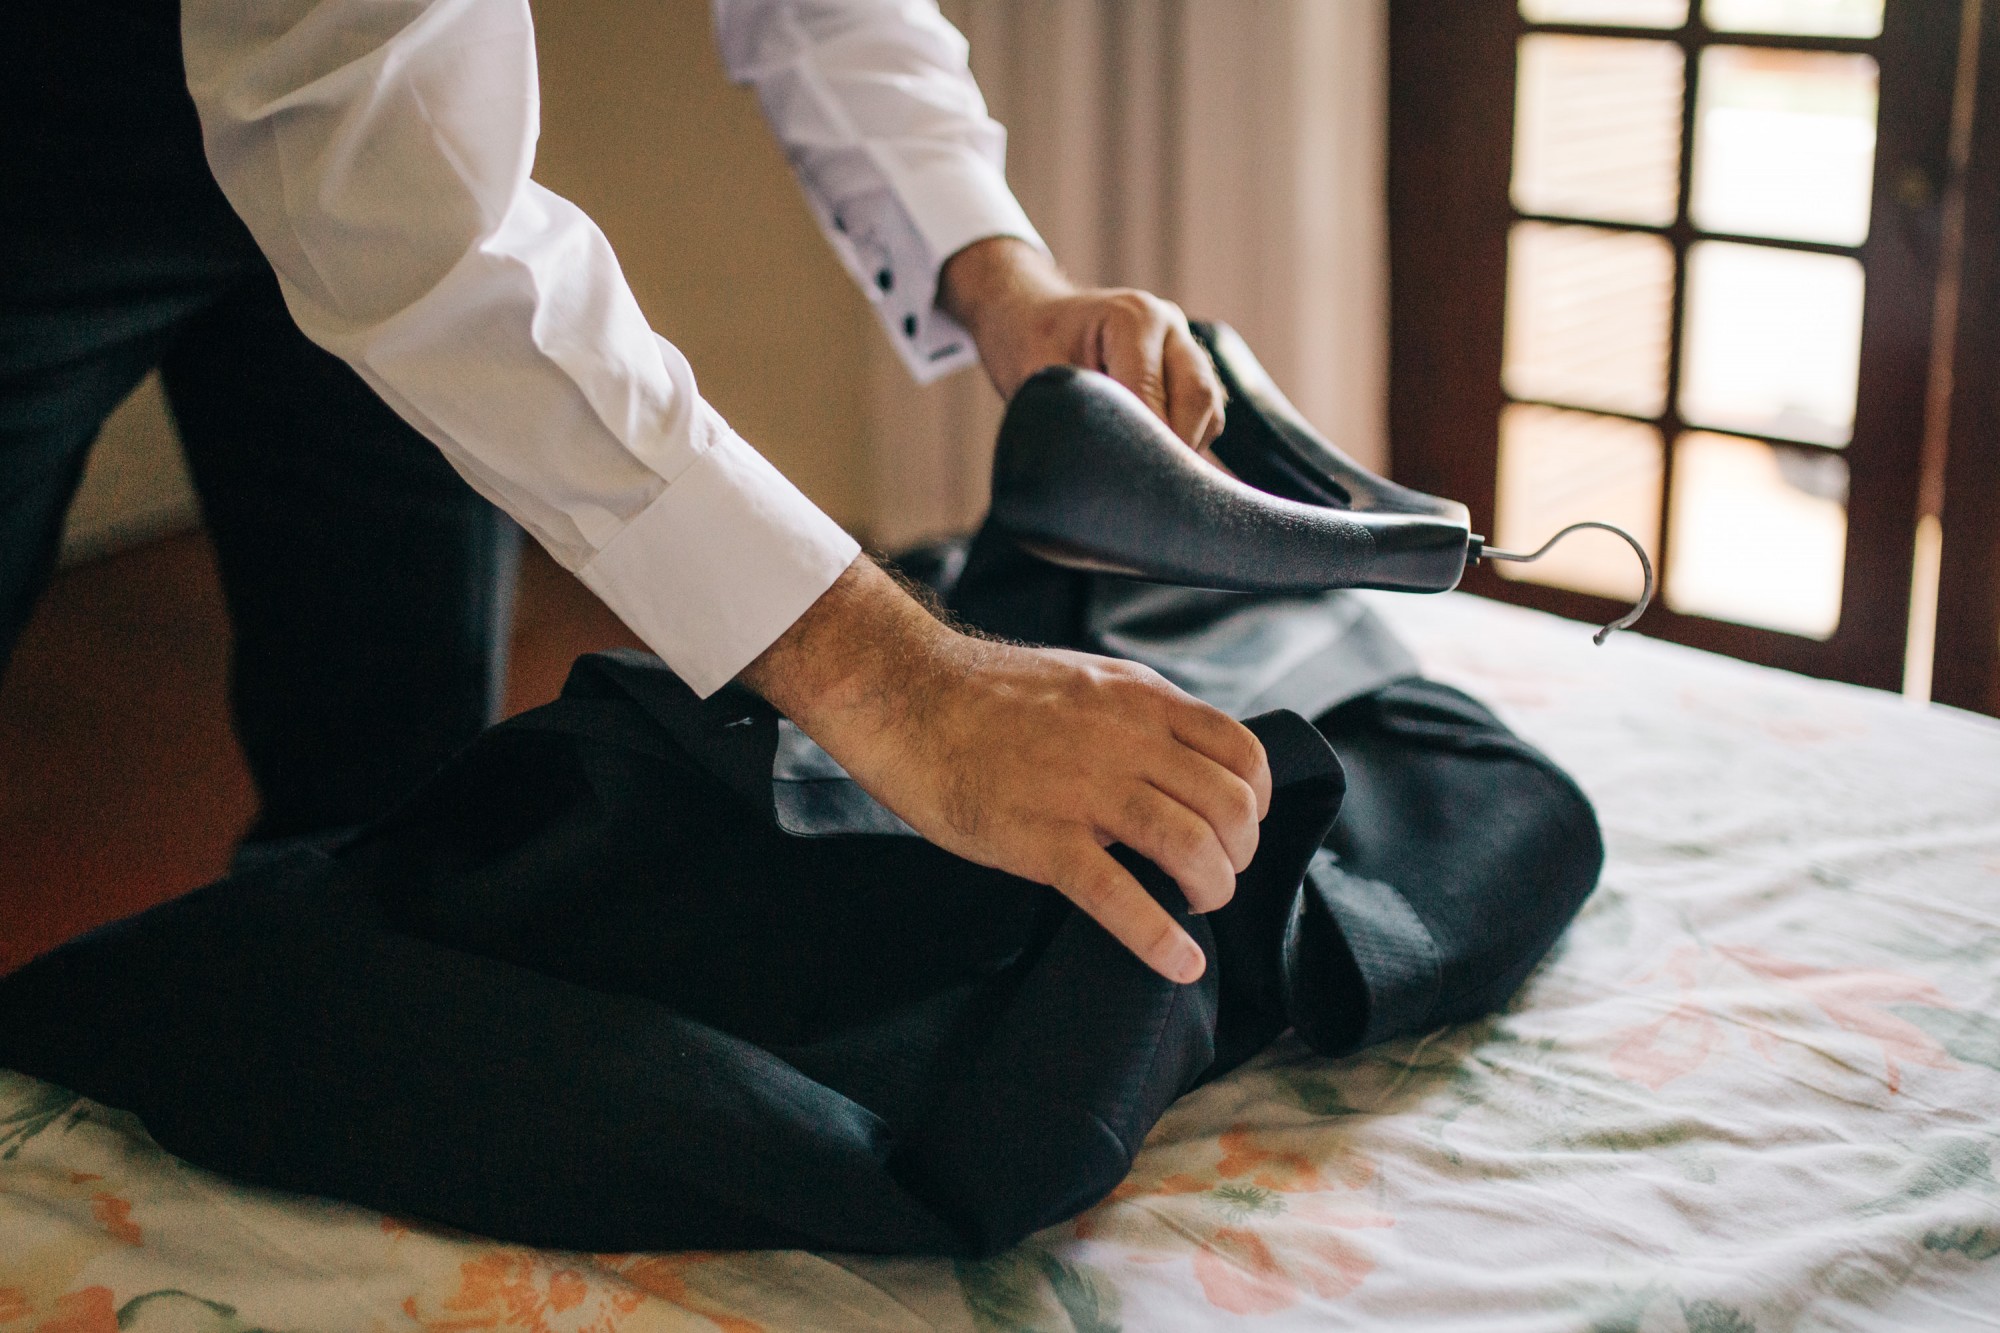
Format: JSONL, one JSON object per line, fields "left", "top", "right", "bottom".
{"left": 179, "top": 0, "right": 1044, "bottom": 696}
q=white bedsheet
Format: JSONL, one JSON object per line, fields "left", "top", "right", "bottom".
{"left": 5, "top": 591, "right": 1998, "bottom": 1331}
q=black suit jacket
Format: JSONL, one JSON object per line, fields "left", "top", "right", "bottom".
{"left": 0, "top": 546, "right": 1598, "bottom": 1256}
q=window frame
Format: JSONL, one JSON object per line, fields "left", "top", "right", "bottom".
{"left": 1388, "top": 0, "right": 1966, "bottom": 693}
{"left": 1932, "top": 0, "right": 2000, "bottom": 716}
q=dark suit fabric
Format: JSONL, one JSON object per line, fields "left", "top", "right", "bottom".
{"left": 0, "top": 547, "right": 1602, "bottom": 1257}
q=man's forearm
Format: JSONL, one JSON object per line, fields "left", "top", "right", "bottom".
{"left": 938, "top": 236, "right": 1074, "bottom": 345}
{"left": 737, "top": 555, "right": 943, "bottom": 738}
{"left": 733, "top": 550, "right": 1270, "bottom": 986}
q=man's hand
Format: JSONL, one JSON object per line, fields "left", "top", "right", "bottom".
{"left": 940, "top": 236, "right": 1227, "bottom": 454}
{"left": 740, "top": 557, "right": 1271, "bottom": 983}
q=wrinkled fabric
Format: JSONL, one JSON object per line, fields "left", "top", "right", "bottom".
{"left": 4, "top": 591, "right": 1995, "bottom": 1328}
{"left": 175, "top": 0, "right": 1046, "bottom": 692}
{"left": 0, "top": 666, "right": 1344, "bottom": 1256}
{"left": 0, "top": 548, "right": 1600, "bottom": 1255}
{"left": 17, "top": 0, "right": 1044, "bottom": 696}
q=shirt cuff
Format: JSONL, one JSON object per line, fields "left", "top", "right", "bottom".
{"left": 576, "top": 412, "right": 861, "bottom": 698}
{"left": 889, "top": 144, "right": 1046, "bottom": 286}
{"left": 832, "top": 151, "right": 1046, "bottom": 385}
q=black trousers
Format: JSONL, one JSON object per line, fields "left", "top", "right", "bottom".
{"left": 2, "top": 1, "right": 518, "bottom": 839}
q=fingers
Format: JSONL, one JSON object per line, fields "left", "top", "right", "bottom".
{"left": 805, "top": 631, "right": 1259, "bottom": 989}
{"left": 1095, "top": 295, "right": 1174, "bottom": 425}
{"left": 1053, "top": 838, "right": 1208, "bottom": 983}
{"left": 1094, "top": 293, "right": 1226, "bottom": 453}
{"left": 1163, "top": 324, "right": 1226, "bottom": 452}
{"left": 1103, "top": 783, "right": 1239, "bottom": 913}
{"left": 1142, "top": 745, "right": 1263, "bottom": 875}
{"left": 1167, "top": 701, "right": 1273, "bottom": 820}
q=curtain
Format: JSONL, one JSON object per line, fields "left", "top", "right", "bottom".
{"left": 861, "top": 0, "right": 1390, "bottom": 550}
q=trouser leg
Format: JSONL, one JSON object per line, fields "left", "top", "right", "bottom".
{"left": 0, "top": 338, "right": 169, "bottom": 680}
{"left": 11, "top": 0, "right": 521, "bottom": 841}
{"left": 1, "top": 0, "right": 240, "bottom": 677}
{"left": 160, "top": 275, "right": 521, "bottom": 842}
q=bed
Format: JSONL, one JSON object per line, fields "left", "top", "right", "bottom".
{"left": 5, "top": 589, "right": 1998, "bottom": 1332}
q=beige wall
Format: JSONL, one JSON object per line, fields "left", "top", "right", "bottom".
{"left": 61, "top": 373, "right": 199, "bottom": 564}
{"left": 532, "top": 0, "right": 878, "bottom": 531}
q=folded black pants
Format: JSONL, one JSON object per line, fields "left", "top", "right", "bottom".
{"left": 0, "top": 599, "right": 1601, "bottom": 1256}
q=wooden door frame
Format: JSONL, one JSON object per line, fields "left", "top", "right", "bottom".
{"left": 1933, "top": 0, "right": 2000, "bottom": 716}
{"left": 1387, "top": 0, "right": 1964, "bottom": 692}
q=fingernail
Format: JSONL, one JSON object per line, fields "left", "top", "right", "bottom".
{"left": 1171, "top": 938, "right": 1207, "bottom": 984}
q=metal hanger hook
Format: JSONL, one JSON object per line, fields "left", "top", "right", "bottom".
{"left": 1475, "top": 521, "right": 1656, "bottom": 645}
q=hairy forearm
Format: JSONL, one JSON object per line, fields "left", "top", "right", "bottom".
{"left": 737, "top": 556, "right": 934, "bottom": 731}
{"left": 734, "top": 548, "right": 1269, "bottom": 987}
{"left": 740, "top": 556, "right": 904, "bottom": 720}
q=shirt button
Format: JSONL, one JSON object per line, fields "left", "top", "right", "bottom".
{"left": 876, "top": 269, "right": 894, "bottom": 293}
{"left": 903, "top": 314, "right": 918, "bottom": 339}
{"left": 833, "top": 214, "right": 847, "bottom": 233}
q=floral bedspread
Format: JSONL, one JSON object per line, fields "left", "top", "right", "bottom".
{"left": 5, "top": 591, "right": 1999, "bottom": 1332}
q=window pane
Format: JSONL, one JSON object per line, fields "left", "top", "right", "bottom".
{"left": 1679, "top": 241, "right": 1864, "bottom": 446}
{"left": 1522, "top": 0, "right": 1690, "bottom": 27}
{"left": 1666, "top": 432, "right": 1847, "bottom": 637}
{"left": 1703, "top": 0, "right": 1883, "bottom": 38}
{"left": 1692, "top": 47, "right": 1877, "bottom": 245}
{"left": 1514, "top": 35, "right": 1684, "bottom": 225}
{"left": 1495, "top": 404, "right": 1663, "bottom": 601}
{"left": 1504, "top": 222, "right": 1676, "bottom": 416}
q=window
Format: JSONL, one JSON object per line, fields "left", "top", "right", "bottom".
{"left": 1390, "top": 0, "right": 1996, "bottom": 708}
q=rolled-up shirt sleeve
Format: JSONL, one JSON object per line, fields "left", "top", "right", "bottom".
{"left": 180, "top": 0, "right": 860, "bottom": 697}
{"left": 714, "top": 0, "right": 1048, "bottom": 384}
